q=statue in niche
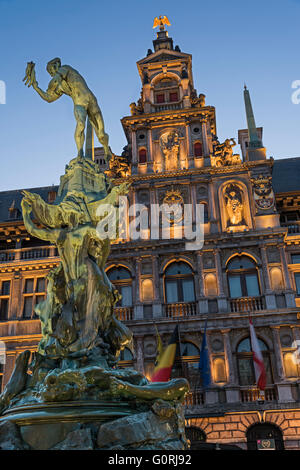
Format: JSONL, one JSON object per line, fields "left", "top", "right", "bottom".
{"left": 212, "top": 138, "right": 241, "bottom": 167}
{"left": 224, "top": 184, "right": 245, "bottom": 226}
{"left": 159, "top": 130, "right": 180, "bottom": 171}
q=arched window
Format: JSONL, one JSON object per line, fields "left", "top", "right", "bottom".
{"left": 227, "top": 255, "right": 260, "bottom": 298}
{"left": 107, "top": 267, "right": 133, "bottom": 307}
{"left": 118, "top": 347, "right": 134, "bottom": 368}
{"left": 185, "top": 427, "right": 206, "bottom": 449}
{"left": 138, "top": 148, "right": 147, "bottom": 163}
{"left": 247, "top": 423, "right": 284, "bottom": 450}
{"left": 194, "top": 141, "right": 203, "bottom": 157}
{"left": 164, "top": 262, "right": 195, "bottom": 303}
{"left": 237, "top": 337, "right": 273, "bottom": 386}
{"left": 173, "top": 341, "right": 200, "bottom": 386}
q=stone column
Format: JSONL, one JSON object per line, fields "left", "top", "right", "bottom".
{"left": 185, "top": 120, "right": 192, "bottom": 157}
{"left": 260, "top": 245, "right": 277, "bottom": 309}
{"left": 222, "top": 329, "right": 240, "bottom": 403}
{"left": 135, "top": 336, "right": 145, "bottom": 374}
{"left": 152, "top": 254, "right": 162, "bottom": 318}
{"left": 221, "top": 329, "right": 235, "bottom": 384}
{"left": 214, "top": 249, "right": 227, "bottom": 312}
{"left": 271, "top": 326, "right": 285, "bottom": 381}
{"left": 279, "top": 245, "right": 292, "bottom": 289}
{"left": 147, "top": 126, "right": 154, "bottom": 173}
{"left": 200, "top": 114, "right": 210, "bottom": 166}
{"left": 196, "top": 251, "right": 207, "bottom": 313}
{"left": 204, "top": 332, "right": 219, "bottom": 404}
{"left": 131, "top": 128, "right": 138, "bottom": 175}
{"left": 260, "top": 245, "right": 271, "bottom": 292}
{"left": 279, "top": 245, "right": 295, "bottom": 307}
{"left": 134, "top": 257, "right": 143, "bottom": 320}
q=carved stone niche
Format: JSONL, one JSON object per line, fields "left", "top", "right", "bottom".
{"left": 159, "top": 130, "right": 180, "bottom": 172}
{"left": 203, "top": 252, "right": 215, "bottom": 269}
{"left": 267, "top": 246, "right": 281, "bottom": 263}
{"left": 210, "top": 336, "right": 224, "bottom": 353}
{"left": 223, "top": 183, "right": 248, "bottom": 232}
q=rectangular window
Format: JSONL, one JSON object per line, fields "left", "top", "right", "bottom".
{"left": 228, "top": 275, "right": 242, "bottom": 298}
{"left": 0, "top": 299, "right": 8, "bottom": 321}
{"left": 182, "top": 279, "right": 195, "bottom": 302}
{"left": 23, "top": 297, "right": 33, "bottom": 318}
{"left": 291, "top": 254, "right": 300, "bottom": 264}
{"left": 245, "top": 273, "right": 260, "bottom": 297}
{"left": 1, "top": 281, "right": 10, "bottom": 296}
{"left": 295, "top": 273, "right": 300, "bottom": 295}
{"left": 36, "top": 278, "right": 45, "bottom": 293}
{"left": 169, "top": 91, "right": 178, "bottom": 102}
{"left": 120, "top": 286, "right": 132, "bottom": 307}
{"left": 166, "top": 280, "right": 178, "bottom": 303}
{"left": 156, "top": 93, "right": 165, "bottom": 104}
{"left": 25, "top": 279, "right": 34, "bottom": 293}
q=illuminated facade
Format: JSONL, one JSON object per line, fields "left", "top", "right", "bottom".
{"left": 1, "top": 24, "right": 300, "bottom": 450}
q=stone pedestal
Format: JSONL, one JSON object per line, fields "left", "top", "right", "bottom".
{"left": 0, "top": 400, "right": 188, "bottom": 450}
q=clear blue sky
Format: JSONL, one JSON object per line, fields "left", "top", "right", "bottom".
{"left": 1, "top": 0, "right": 300, "bottom": 191}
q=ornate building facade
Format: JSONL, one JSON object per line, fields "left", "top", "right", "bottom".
{"left": 1, "top": 24, "right": 300, "bottom": 450}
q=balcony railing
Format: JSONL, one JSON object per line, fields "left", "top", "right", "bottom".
{"left": 21, "top": 247, "right": 51, "bottom": 260}
{"left": 0, "top": 246, "right": 58, "bottom": 263}
{"left": 240, "top": 387, "right": 277, "bottom": 402}
{"left": 184, "top": 390, "right": 205, "bottom": 408}
{"left": 114, "top": 306, "right": 134, "bottom": 321}
{"left": 230, "top": 296, "right": 265, "bottom": 313}
{"left": 153, "top": 102, "right": 183, "bottom": 112}
{"left": 282, "top": 222, "right": 300, "bottom": 234}
{"left": 164, "top": 302, "right": 198, "bottom": 318}
{"left": 0, "top": 251, "right": 15, "bottom": 263}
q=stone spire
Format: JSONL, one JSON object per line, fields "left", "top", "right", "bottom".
{"left": 244, "top": 85, "right": 263, "bottom": 148}
{"left": 243, "top": 86, "right": 266, "bottom": 161}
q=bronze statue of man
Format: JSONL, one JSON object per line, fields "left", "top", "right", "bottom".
{"left": 23, "top": 58, "right": 111, "bottom": 161}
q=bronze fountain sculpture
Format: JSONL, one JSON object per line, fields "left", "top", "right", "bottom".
{"left": 0, "top": 60, "right": 189, "bottom": 450}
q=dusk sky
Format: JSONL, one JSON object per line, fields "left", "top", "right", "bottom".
{"left": 1, "top": 0, "right": 300, "bottom": 191}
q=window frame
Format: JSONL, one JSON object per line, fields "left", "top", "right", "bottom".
{"left": 0, "top": 279, "right": 11, "bottom": 321}
{"left": 22, "top": 277, "right": 47, "bottom": 320}
{"left": 227, "top": 256, "right": 261, "bottom": 299}
{"left": 164, "top": 262, "right": 195, "bottom": 304}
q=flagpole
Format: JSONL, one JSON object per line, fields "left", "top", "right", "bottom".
{"left": 248, "top": 310, "right": 265, "bottom": 401}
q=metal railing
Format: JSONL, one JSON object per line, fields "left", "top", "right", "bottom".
{"left": 240, "top": 387, "right": 277, "bottom": 402}
{"left": 164, "top": 302, "right": 198, "bottom": 318}
{"left": 114, "top": 306, "right": 134, "bottom": 321}
{"left": 230, "top": 296, "right": 265, "bottom": 313}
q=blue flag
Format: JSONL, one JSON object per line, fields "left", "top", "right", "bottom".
{"left": 199, "top": 322, "right": 211, "bottom": 388}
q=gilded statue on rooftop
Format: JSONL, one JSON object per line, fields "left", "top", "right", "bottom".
{"left": 212, "top": 138, "right": 241, "bottom": 167}
{"left": 23, "top": 59, "right": 112, "bottom": 161}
